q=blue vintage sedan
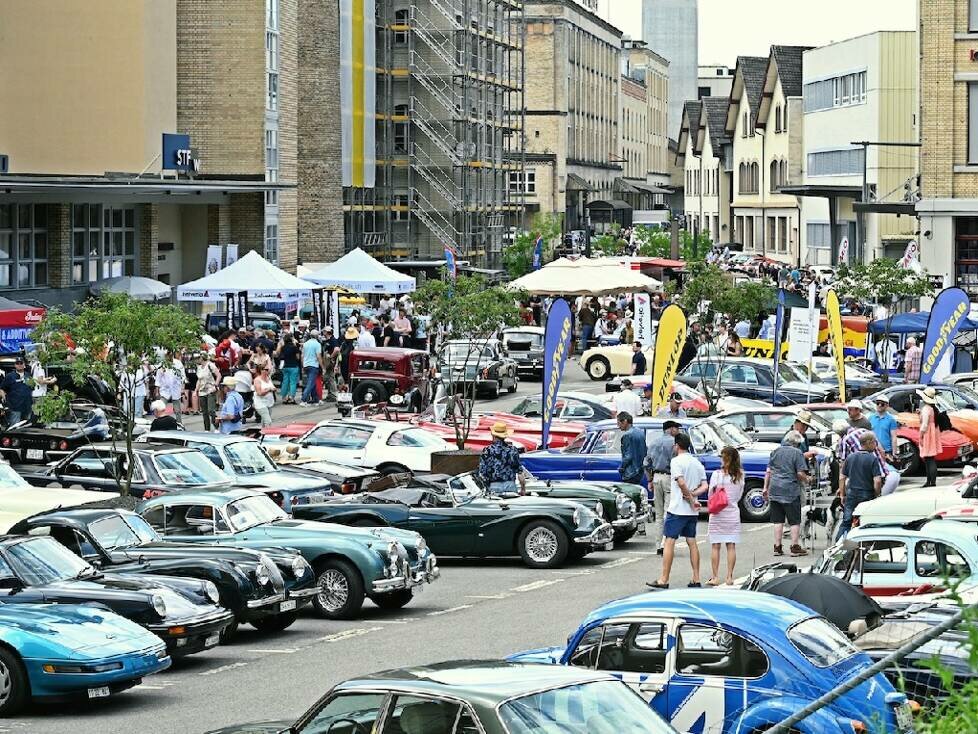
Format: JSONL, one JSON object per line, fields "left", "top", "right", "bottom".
{"left": 509, "top": 589, "right": 914, "bottom": 734}
{"left": 520, "top": 417, "right": 831, "bottom": 522}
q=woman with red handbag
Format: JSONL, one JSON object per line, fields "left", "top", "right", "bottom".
{"left": 706, "top": 446, "right": 744, "bottom": 587}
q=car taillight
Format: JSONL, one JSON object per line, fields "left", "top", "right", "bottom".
{"left": 341, "top": 482, "right": 355, "bottom": 494}
{"left": 0, "top": 438, "right": 9, "bottom": 448}
{"left": 269, "top": 491, "right": 285, "bottom": 508}
{"left": 58, "top": 440, "right": 69, "bottom": 451}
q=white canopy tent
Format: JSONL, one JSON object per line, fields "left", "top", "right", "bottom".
{"left": 303, "top": 247, "right": 415, "bottom": 294}
{"left": 507, "top": 257, "right": 662, "bottom": 296}
{"left": 177, "top": 250, "right": 313, "bottom": 302}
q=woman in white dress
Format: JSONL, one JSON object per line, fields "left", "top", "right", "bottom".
{"left": 707, "top": 446, "right": 745, "bottom": 586}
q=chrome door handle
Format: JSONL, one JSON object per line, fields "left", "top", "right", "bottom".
{"left": 639, "top": 682, "right": 664, "bottom": 694}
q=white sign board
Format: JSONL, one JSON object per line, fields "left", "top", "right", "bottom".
{"left": 787, "top": 307, "right": 816, "bottom": 364}
{"left": 634, "top": 293, "right": 654, "bottom": 347}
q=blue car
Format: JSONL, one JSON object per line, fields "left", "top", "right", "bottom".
{"left": 520, "top": 416, "right": 831, "bottom": 523}
{"left": 0, "top": 602, "right": 170, "bottom": 715}
{"left": 509, "top": 589, "right": 914, "bottom": 734}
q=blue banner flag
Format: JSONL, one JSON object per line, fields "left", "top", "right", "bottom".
{"left": 920, "top": 287, "right": 971, "bottom": 385}
{"left": 444, "top": 247, "right": 457, "bottom": 280}
{"left": 772, "top": 288, "right": 786, "bottom": 404}
{"left": 532, "top": 236, "right": 544, "bottom": 271}
{"left": 541, "top": 298, "right": 573, "bottom": 449}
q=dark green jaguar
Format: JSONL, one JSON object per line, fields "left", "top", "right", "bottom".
{"left": 523, "top": 479, "right": 650, "bottom": 543}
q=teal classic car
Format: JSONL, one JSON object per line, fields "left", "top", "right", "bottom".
{"left": 137, "top": 489, "right": 440, "bottom": 620}
{"left": 523, "top": 479, "right": 649, "bottom": 543}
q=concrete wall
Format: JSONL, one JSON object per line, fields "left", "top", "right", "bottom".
{"left": 642, "top": 0, "right": 698, "bottom": 140}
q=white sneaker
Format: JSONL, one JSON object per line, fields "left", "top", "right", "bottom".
{"left": 298, "top": 401, "right": 308, "bottom": 407}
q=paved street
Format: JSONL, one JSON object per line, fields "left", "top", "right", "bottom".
{"left": 3, "top": 363, "right": 952, "bottom": 734}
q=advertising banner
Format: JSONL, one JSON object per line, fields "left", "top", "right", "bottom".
{"left": 650, "top": 304, "right": 687, "bottom": 415}
{"left": 532, "top": 236, "right": 544, "bottom": 271}
{"left": 444, "top": 247, "right": 457, "bottom": 281}
{"left": 633, "top": 293, "right": 654, "bottom": 349}
{"left": 225, "top": 244, "right": 239, "bottom": 268}
{"left": 772, "top": 289, "right": 786, "bottom": 404}
{"left": 340, "top": 0, "right": 377, "bottom": 188}
{"left": 787, "top": 308, "right": 817, "bottom": 364}
{"left": 541, "top": 299, "right": 574, "bottom": 449}
{"left": 205, "top": 245, "right": 222, "bottom": 275}
{"left": 826, "top": 289, "right": 846, "bottom": 403}
{"left": 838, "top": 237, "right": 849, "bottom": 265}
{"left": 920, "top": 287, "right": 971, "bottom": 385}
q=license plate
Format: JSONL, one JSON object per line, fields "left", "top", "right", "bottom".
{"left": 26, "top": 449, "right": 43, "bottom": 460}
{"left": 87, "top": 686, "right": 111, "bottom": 699}
{"left": 337, "top": 392, "right": 353, "bottom": 403}
{"left": 895, "top": 702, "right": 913, "bottom": 731}
{"left": 602, "top": 542, "right": 615, "bottom": 551}
{"left": 280, "top": 600, "right": 297, "bottom": 612}
{"left": 204, "top": 634, "right": 220, "bottom": 649}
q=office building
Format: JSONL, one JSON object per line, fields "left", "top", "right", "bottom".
{"left": 698, "top": 65, "right": 734, "bottom": 99}
{"left": 642, "top": 0, "right": 698, "bottom": 143}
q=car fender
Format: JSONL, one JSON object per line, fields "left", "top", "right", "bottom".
{"left": 735, "top": 695, "right": 851, "bottom": 734}
{"left": 302, "top": 538, "right": 386, "bottom": 585}
{"left": 113, "top": 558, "right": 251, "bottom": 610}
{"left": 477, "top": 510, "right": 577, "bottom": 542}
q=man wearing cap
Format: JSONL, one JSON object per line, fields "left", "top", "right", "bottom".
{"left": 478, "top": 422, "right": 525, "bottom": 495}
{"left": 657, "top": 392, "right": 687, "bottom": 419}
{"left": 869, "top": 395, "right": 899, "bottom": 461}
{"left": 216, "top": 377, "right": 245, "bottom": 435}
{"left": 646, "top": 420, "right": 682, "bottom": 554}
{"left": 300, "top": 330, "right": 323, "bottom": 406}
{"left": 846, "top": 400, "right": 872, "bottom": 430}
{"left": 611, "top": 379, "right": 644, "bottom": 418}
{"left": 790, "top": 410, "right": 816, "bottom": 458}
{"left": 0, "top": 357, "right": 33, "bottom": 426}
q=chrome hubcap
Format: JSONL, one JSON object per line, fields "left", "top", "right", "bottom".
{"left": 0, "top": 659, "right": 10, "bottom": 706}
{"left": 525, "top": 527, "right": 559, "bottom": 563}
{"left": 318, "top": 569, "right": 350, "bottom": 612}
{"left": 744, "top": 488, "right": 767, "bottom": 516}
{"left": 591, "top": 362, "right": 606, "bottom": 377}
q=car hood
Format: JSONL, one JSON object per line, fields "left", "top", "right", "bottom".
{"left": 779, "top": 380, "right": 833, "bottom": 395}
{"left": 466, "top": 495, "right": 581, "bottom": 515}
{"left": 233, "top": 470, "right": 332, "bottom": 492}
{"left": 36, "top": 574, "right": 215, "bottom": 621}
{"left": 507, "top": 646, "right": 564, "bottom": 664}
{"left": 854, "top": 487, "right": 964, "bottom": 521}
{"left": 113, "top": 540, "right": 268, "bottom": 566}
{"left": 246, "top": 519, "right": 424, "bottom": 552}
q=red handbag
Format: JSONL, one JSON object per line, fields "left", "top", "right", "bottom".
{"left": 707, "top": 473, "right": 730, "bottom": 515}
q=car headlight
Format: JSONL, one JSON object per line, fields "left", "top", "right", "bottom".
{"left": 203, "top": 580, "right": 221, "bottom": 605}
{"left": 386, "top": 540, "right": 405, "bottom": 578}
{"left": 152, "top": 594, "right": 167, "bottom": 619}
{"left": 573, "top": 506, "right": 599, "bottom": 528}
{"left": 417, "top": 537, "right": 428, "bottom": 556}
{"left": 594, "top": 502, "right": 604, "bottom": 518}
{"left": 292, "top": 556, "right": 310, "bottom": 578}
{"left": 256, "top": 559, "right": 271, "bottom": 586}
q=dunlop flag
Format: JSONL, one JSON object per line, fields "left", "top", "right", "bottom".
{"left": 650, "top": 304, "right": 688, "bottom": 415}
{"left": 920, "top": 287, "right": 970, "bottom": 385}
{"left": 541, "top": 299, "right": 574, "bottom": 449}
{"left": 825, "top": 289, "right": 846, "bottom": 403}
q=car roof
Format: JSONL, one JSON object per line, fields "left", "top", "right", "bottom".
{"left": 353, "top": 347, "right": 426, "bottom": 358}
{"left": 853, "top": 518, "right": 978, "bottom": 543}
{"left": 587, "top": 417, "right": 704, "bottom": 432}
{"left": 17, "top": 507, "right": 136, "bottom": 528}
{"left": 695, "top": 357, "right": 773, "bottom": 368}
{"left": 336, "top": 660, "right": 615, "bottom": 706}
{"left": 716, "top": 406, "right": 798, "bottom": 417}
{"left": 76, "top": 442, "right": 201, "bottom": 455}
{"left": 503, "top": 326, "right": 545, "bottom": 335}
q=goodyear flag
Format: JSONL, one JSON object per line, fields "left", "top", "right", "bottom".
{"left": 444, "top": 247, "right": 458, "bottom": 281}
{"left": 541, "top": 298, "right": 573, "bottom": 449}
{"left": 920, "top": 287, "right": 971, "bottom": 385}
{"left": 532, "top": 235, "right": 544, "bottom": 271}
{"left": 772, "top": 288, "right": 786, "bottom": 404}
{"left": 650, "top": 304, "right": 687, "bottom": 414}
{"left": 825, "top": 289, "right": 846, "bottom": 403}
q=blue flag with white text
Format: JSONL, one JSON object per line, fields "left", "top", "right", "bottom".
{"left": 920, "top": 287, "right": 970, "bottom": 384}
{"left": 532, "top": 236, "right": 544, "bottom": 271}
{"left": 772, "top": 288, "right": 786, "bottom": 404}
{"left": 444, "top": 247, "right": 457, "bottom": 280}
{"left": 541, "top": 298, "right": 573, "bottom": 449}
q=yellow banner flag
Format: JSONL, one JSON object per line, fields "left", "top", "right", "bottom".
{"left": 650, "top": 304, "right": 688, "bottom": 414}
{"left": 825, "top": 289, "right": 846, "bottom": 404}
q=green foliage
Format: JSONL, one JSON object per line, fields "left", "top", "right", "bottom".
{"left": 33, "top": 389, "right": 73, "bottom": 425}
{"left": 668, "top": 262, "right": 775, "bottom": 326}
{"left": 633, "top": 227, "right": 672, "bottom": 258}
{"left": 591, "top": 233, "right": 622, "bottom": 256}
{"left": 680, "top": 231, "right": 712, "bottom": 262}
{"left": 501, "top": 213, "right": 564, "bottom": 279}
{"left": 835, "top": 259, "right": 936, "bottom": 304}
{"left": 717, "top": 280, "right": 778, "bottom": 326}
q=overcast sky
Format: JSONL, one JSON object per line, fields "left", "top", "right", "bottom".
{"left": 596, "top": 0, "right": 917, "bottom": 67}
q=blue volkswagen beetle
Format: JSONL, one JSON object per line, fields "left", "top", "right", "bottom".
{"left": 509, "top": 589, "right": 914, "bottom": 734}
{"left": 0, "top": 602, "right": 170, "bottom": 715}
{"left": 520, "top": 417, "right": 831, "bottom": 522}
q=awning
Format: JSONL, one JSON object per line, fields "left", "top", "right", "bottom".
{"left": 587, "top": 199, "right": 632, "bottom": 211}
{"left": 870, "top": 311, "right": 978, "bottom": 335}
{"left": 507, "top": 257, "right": 662, "bottom": 296}
{"left": 566, "top": 173, "right": 593, "bottom": 192}
{"left": 0, "top": 297, "right": 45, "bottom": 353}
{"left": 177, "top": 250, "right": 313, "bottom": 302}
{"left": 632, "top": 182, "right": 673, "bottom": 195}
{"left": 613, "top": 178, "right": 641, "bottom": 194}
{"left": 854, "top": 201, "right": 917, "bottom": 215}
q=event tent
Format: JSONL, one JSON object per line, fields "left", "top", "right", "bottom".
{"left": 92, "top": 276, "right": 171, "bottom": 302}
{"left": 507, "top": 257, "right": 662, "bottom": 296}
{"left": 177, "top": 250, "right": 313, "bottom": 302}
{"left": 0, "top": 297, "right": 45, "bottom": 353}
{"left": 869, "top": 311, "right": 978, "bottom": 335}
{"left": 303, "top": 248, "right": 416, "bottom": 294}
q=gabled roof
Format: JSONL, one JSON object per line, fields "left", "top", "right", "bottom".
{"left": 675, "top": 100, "right": 702, "bottom": 164}
{"left": 696, "top": 96, "right": 731, "bottom": 154}
{"left": 757, "top": 45, "right": 812, "bottom": 126}
{"left": 724, "top": 56, "right": 768, "bottom": 134}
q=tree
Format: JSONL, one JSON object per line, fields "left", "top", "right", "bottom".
{"left": 501, "top": 213, "right": 564, "bottom": 279}
{"left": 633, "top": 227, "right": 672, "bottom": 258}
{"left": 413, "top": 274, "right": 525, "bottom": 448}
{"left": 31, "top": 293, "right": 203, "bottom": 500}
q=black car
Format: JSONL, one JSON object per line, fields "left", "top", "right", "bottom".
{"left": 509, "top": 391, "right": 614, "bottom": 423}
{"left": 204, "top": 311, "right": 282, "bottom": 338}
{"left": 677, "top": 357, "right": 835, "bottom": 406}
{"left": 439, "top": 339, "right": 518, "bottom": 399}
{"left": 868, "top": 382, "right": 978, "bottom": 413}
{"left": 9, "top": 508, "right": 317, "bottom": 635}
{"left": 0, "top": 535, "right": 234, "bottom": 656}
{"left": 714, "top": 406, "right": 836, "bottom": 446}
{"left": 501, "top": 326, "right": 545, "bottom": 378}
{"left": 265, "top": 453, "right": 384, "bottom": 495}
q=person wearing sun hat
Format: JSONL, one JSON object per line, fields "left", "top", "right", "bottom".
{"left": 479, "top": 421, "right": 525, "bottom": 495}
{"left": 216, "top": 376, "right": 245, "bottom": 434}
{"left": 917, "top": 386, "right": 942, "bottom": 487}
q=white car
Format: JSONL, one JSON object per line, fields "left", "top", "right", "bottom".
{"left": 580, "top": 344, "right": 655, "bottom": 381}
{"left": 286, "top": 419, "right": 452, "bottom": 474}
{"left": 0, "top": 460, "right": 108, "bottom": 532}
{"left": 854, "top": 472, "right": 977, "bottom": 527}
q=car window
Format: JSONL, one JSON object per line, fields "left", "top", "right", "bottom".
{"left": 722, "top": 413, "right": 750, "bottom": 431}
{"left": 0, "top": 555, "right": 13, "bottom": 580}
{"left": 722, "top": 365, "right": 759, "bottom": 385}
{"left": 564, "top": 400, "right": 595, "bottom": 419}
{"left": 382, "top": 695, "right": 472, "bottom": 734}
{"left": 512, "top": 397, "right": 540, "bottom": 416}
{"left": 562, "top": 432, "right": 587, "bottom": 454}
{"left": 862, "top": 540, "right": 909, "bottom": 574}
{"left": 189, "top": 441, "right": 225, "bottom": 468}
{"left": 754, "top": 413, "right": 796, "bottom": 431}
{"left": 63, "top": 450, "right": 118, "bottom": 479}
{"left": 357, "top": 359, "right": 397, "bottom": 371}
{"left": 154, "top": 451, "right": 228, "bottom": 486}
{"left": 306, "top": 425, "right": 371, "bottom": 450}
{"left": 590, "top": 429, "right": 622, "bottom": 455}
{"left": 940, "top": 390, "right": 970, "bottom": 411}
{"left": 685, "top": 363, "right": 717, "bottom": 379}
{"left": 676, "top": 624, "right": 768, "bottom": 679}
{"left": 568, "top": 625, "right": 605, "bottom": 667}
{"left": 47, "top": 526, "right": 99, "bottom": 560}
{"left": 224, "top": 442, "right": 277, "bottom": 475}
{"left": 788, "top": 617, "right": 859, "bottom": 668}
{"left": 89, "top": 515, "right": 144, "bottom": 551}
{"left": 299, "top": 692, "right": 386, "bottom": 734}
{"left": 389, "top": 429, "right": 445, "bottom": 448}
{"left": 915, "top": 540, "right": 972, "bottom": 579}
{"left": 887, "top": 391, "right": 912, "bottom": 413}
{"left": 184, "top": 504, "right": 231, "bottom": 534}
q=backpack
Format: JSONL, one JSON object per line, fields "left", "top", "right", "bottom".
{"left": 936, "top": 409, "right": 953, "bottom": 432}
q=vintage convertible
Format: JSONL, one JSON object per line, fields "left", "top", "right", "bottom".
{"left": 0, "top": 603, "right": 170, "bottom": 715}
{"left": 0, "top": 535, "right": 234, "bottom": 657}
{"left": 291, "top": 478, "right": 615, "bottom": 569}
{"left": 9, "top": 508, "right": 317, "bottom": 636}
{"left": 0, "top": 458, "right": 109, "bottom": 532}
{"left": 138, "top": 489, "right": 441, "bottom": 619}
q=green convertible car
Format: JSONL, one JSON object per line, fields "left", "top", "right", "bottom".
{"left": 137, "top": 489, "right": 440, "bottom": 620}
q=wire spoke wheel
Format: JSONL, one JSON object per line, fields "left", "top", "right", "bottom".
{"left": 525, "top": 526, "right": 559, "bottom": 564}
{"left": 318, "top": 568, "right": 351, "bottom": 613}
{"left": 0, "top": 659, "right": 10, "bottom": 707}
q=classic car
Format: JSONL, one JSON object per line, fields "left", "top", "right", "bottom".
{"left": 15, "top": 442, "right": 235, "bottom": 499}
{"left": 264, "top": 451, "right": 383, "bottom": 495}
{"left": 291, "top": 479, "right": 614, "bottom": 569}
{"left": 0, "top": 535, "right": 234, "bottom": 656}
{"left": 508, "top": 589, "right": 913, "bottom": 734}
{"left": 8, "top": 508, "right": 317, "bottom": 636}
{"left": 850, "top": 470, "right": 978, "bottom": 527}
{"left": 804, "top": 356, "right": 896, "bottom": 392}
{"left": 677, "top": 357, "right": 836, "bottom": 406}
{"left": 510, "top": 391, "right": 615, "bottom": 423}
{"left": 0, "top": 603, "right": 170, "bottom": 715}
{"left": 580, "top": 343, "right": 654, "bottom": 381}
{"left": 344, "top": 347, "right": 431, "bottom": 409}
{"left": 520, "top": 417, "right": 832, "bottom": 522}
{"left": 438, "top": 339, "right": 518, "bottom": 398}
{"left": 138, "top": 488, "right": 440, "bottom": 619}
{"left": 137, "top": 431, "right": 334, "bottom": 508}
{"left": 204, "top": 661, "right": 676, "bottom": 734}
{"left": 501, "top": 325, "right": 545, "bottom": 378}
{"left": 522, "top": 477, "right": 649, "bottom": 543}
{"left": 284, "top": 419, "right": 452, "bottom": 474}
{"left": 864, "top": 384, "right": 978, "bottom": 446}
{"left": 0, "top": 458, "right": 109, "bottom": 533}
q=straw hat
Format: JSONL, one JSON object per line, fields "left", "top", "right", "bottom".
{"left": 221, "top": 376, "right": 238, "bottom": 388}
{"left": 489, "top": 421, "right": 513, "bottom": 438}
{"left": 916, "top": 387, "right": 939, "bottom": 405}
{"left": 794, "top": 409, "right": 815, "bottom": 428}
{"left": 344, "top": 326, "right": 359, "bottom": 340}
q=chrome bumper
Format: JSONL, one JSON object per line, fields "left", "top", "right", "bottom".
{"left": 612, "top": 516, "right": 638, "bottom": 530}
{"left": 246, "top": 592, "right": 285, "bottom": 609}
{"left": 371, "top": 557, "right": 441, "bottom": 594}
{"left": 289, "top": 586, "right": 319, "bottom": 599}
{"left": 574, "top": 522, "right": 614, "bottom": 546}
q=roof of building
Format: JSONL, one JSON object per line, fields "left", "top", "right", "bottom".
{"left": 676, "top": 100, "right": 702, "bottom": 161}
{"left": 770, "top": 45, "right": 811, "bottom": 97}
{"left": 740, "top": 56, "right": 769, "bottom": 125}
{"left": 700, "top": 96, "right": 731, "bottom": 150}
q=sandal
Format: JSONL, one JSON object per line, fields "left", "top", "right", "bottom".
{"left": 706, "top": 578, "right": 721, "bottom": 587}
{"left": 687, "top": 582, "right": 702, "bottom": 588}
{"left": 645, "top": 581, "right": 669, "bottom": 589}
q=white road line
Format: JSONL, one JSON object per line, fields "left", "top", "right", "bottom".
{"left": 373, "top": 619, "right": 412, "bottom": 624}
{"left": 200, "top": 662, "right": 248, "bottom": 677}
{"left": 510, "top": 579, "right": 565, "bottom": 593}
{"left": 599, "top": 557, "right": 642, "bottom": 569}
{"left": 627, "top": 551, "right": 657, "bottom": 556}
{"left": 554, "top": 569, "right": 595, "bottom": 576}
{"left": 427, "top": 604, "right": 473, "bottom": 616}
{"left": 317, "top": 627, "right": 382, "bottom": 643}
{"left": 466, "top": 593, "right": 513, "bottom": 600}
{"left": 246, "top": 648, "right": 298, "bottom": 654}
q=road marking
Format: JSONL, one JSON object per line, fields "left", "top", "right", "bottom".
{"left": 373, "top": 619, "right": 412, "bottom": 624}
{"left": 627, "top": 551, "right": 657, "bottom": 556}
{"left": 247, "top": 648, "right": 298, "bottom": 654}
{"left": 317, "top": 627, "right": 381, "bottom": 643}
{"left": 599, "top": 557, "right": 642, "bottom": 569}
{"left": 427, "top": 604, "right": 473, "bottom": 616}
{"left": 200, "top": 662, "right": 248, "bottom": 676}
{"left": 554, "top": 569, "right": 595, "bottom": 576}
{"left": 467, "top": 593, "right": 513, "bottom": 600}
{"left": 510, "top": 579, "right": 565, "bottom": 593}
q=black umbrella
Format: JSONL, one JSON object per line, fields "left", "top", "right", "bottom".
{"left": 757, "top": 573, "right": 884, "bottom": 633}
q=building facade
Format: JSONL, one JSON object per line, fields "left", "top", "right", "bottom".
{"left": 621, "top": 40, "right": 671, "bottom": 188}
{"left": 678, "top": 97, "right": 732, "bottom": 244}
{"left": 698, "top": 64, "right": 734, "bottom": 99}
{"left": 642, "top": 0, "right": 698, "bottom": 142}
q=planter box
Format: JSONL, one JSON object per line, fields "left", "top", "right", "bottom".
{"left": 431, "top": 449, "right": 481, "bottom": 476}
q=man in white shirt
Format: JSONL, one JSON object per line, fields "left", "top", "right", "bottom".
{"left": 154, "top": 363, "right": 184, "bottom": 420}
{"left": 611, "top": 379, "right": 644, "bottom": 417}
{"left": 357, "top": 323, "right": 377, "bottom": 348}
{"left": 29, "top": 355, "right": 55, "bottom": 400}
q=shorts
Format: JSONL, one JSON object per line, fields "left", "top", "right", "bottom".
{"left": 770, "top": 498, "right": 801, "bottom": 526}
{"left": 663, "top": 512, "right": 698, "bottom": 539}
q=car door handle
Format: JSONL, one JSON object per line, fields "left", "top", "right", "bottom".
{"left": 639, "top": 682, "right": 664, "bottom": 694}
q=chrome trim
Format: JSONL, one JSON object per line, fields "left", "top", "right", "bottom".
{"left": 246, "top": 593, "right": 285, "bottom": 609}
{"left": 612, "top": 517, "right": 638, "bottom": 530}
{"left": 573, "top": 522, "right": 614, "bottom": 545}
{"left": 288, "top": 587, "right": 319, "bottom": 599}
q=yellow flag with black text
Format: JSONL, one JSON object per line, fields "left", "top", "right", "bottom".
{"left": 650, "top": 304, "right": 688, "bottom": 415}
{"left": 825, "top": 289, "right": 846, "bottom": 404}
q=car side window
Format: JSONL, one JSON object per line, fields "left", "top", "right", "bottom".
{"left": 564, "top": 400, "right": 594, "bottom": 419}
{"left": 676, "top": 624, "right": 768, "bottom": 679}
{"left": 862, "top": 540, "right": 909, "bottom": 574}
{"left": 722, "top": 365, "right": 758, "bottom": 385}
{"left": 383, "top": 695, "right": 469, "bottom": 734}
{"left": 299, "top": 692, "right": 386, "bottom": 734}
{"left": 304, "top": 425, "right": 348, "bottom": 448}
{"left": 568, "top": 625, "right": 605, "bottom": 667}
{"left": 590, "top": 429, "right": 622, "bottom": 455}
{"left": 755, "top": 414, "right": 795, "bottom": 431}
{"left": 0, "top": 555, "right": 14, "bottom": 582}
{"left": 185, "top": 504, "right": 230, "bottom": 534}
{"left": 62, "top": 449, "right": 115, "bottom": 478}
{"left": 48, "top": 526, "right": 99, "bottom": 560}
{"left": 916, "top": 540, "right": 972, "bottom": 578}
{"left": 889, "top": 392, "right": 912, "bottom": 413}
{"left": 941, "top": 391, "right": 969, "bottom": 410}
{"left": 388, "top": 431, "right": 423, "bottom": 448}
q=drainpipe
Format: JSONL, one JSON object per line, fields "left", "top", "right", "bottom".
{"left": 758, "top": 128, "right": 766, "bottom": 256}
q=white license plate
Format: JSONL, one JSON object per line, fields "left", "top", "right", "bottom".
{"left": 279, "top": 600, "right": 297, "bottom": 612}
{"left": 204, "top": 634, "right": 220, "bottom": 649}
{"left": 601, "top": 542, "right": 615, "bottom": 551}
{"left": 337, "top": 392, "right": 353, "bottom": 403}
{"left": 87, "top": 686, "right": 111, "bottom": 699}
{"left": 26, "top": 449, "right": 43, "bottom": 460}
{"left": 895, "top": 702, "right": 913, "bottom": 731}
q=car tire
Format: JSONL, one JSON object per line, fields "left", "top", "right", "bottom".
{"left": 353, "top": 380, "right": 387, "bottom": 406}
{"left": 507, "top": 378, "right": 517, "bottom": 394}
{"left": 312, "top": 558, "right": 366, "bottom": 620}
{"left": 486, "top": 383, "right": 500, "bottom": 400}
{"left": 517, "top": 520, "right": 570, "bottom": 569}
{"left": 897, "top": 444, "right": 921, "bottom": 476}
{"left": 371, "top": 589, "right": 414, "bottom": 610}
{"left": 219, "top": 621, "right": 239, "bottom": 644}
{"left": 250, "top": 611, "right": 299, "bottom": 633}
{"left": 585, "top": 356, "right": 611, "bottom": 381}
{"left": 739, "top": 481, "right": 771, "bottom": 523}
{"left": 0, "top": 646, "right": 28, "bottom": 717}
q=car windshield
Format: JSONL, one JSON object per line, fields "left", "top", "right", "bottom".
{"left": 225, "top": 495, "right": 288, "bottom": 532}
{"left": 563, "top": 432, "right": 588, "bottom": 454}
{"left": 154, "top": 451, "right": 229, "bottom": 486}
{"left": 393, "top": 428, "right": 447, "bottom": 448}
{"left": 0, "top": 462, "right": 31, "bottom": 490}
{"left": 89, "top": 514, "right": 158, "bottom": 550}
{"left": 498, "top": 680, "right": 674, "bottom": 733}
{"left": 811, "top": 407, "right": 849, "bottom": 424}
{"left": 706, "top": 420, "right": 751, "bottom": 448}
{"left": 224, "top": 441, "right": 277, "bottom": 476}
{"left": 788, "top": 617, "right": 860, "bottom": 668}
{"left": 503, "top": 332, "right": 544, "bottom": 349}
{"left": 777, "top": 363, "right": 810, "bottom": 383}
{"left": 5, "top": 537, "right": 94, "bottom": 585}
{"left": 953, "top": 384, "right": 978, "bottom": 406}
{"left": 443, "top": 343, "right": 493, "bottom": 361}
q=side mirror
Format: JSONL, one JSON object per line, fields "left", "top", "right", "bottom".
{"left": 0, "top": 577, "right": 22, "bottom": 591}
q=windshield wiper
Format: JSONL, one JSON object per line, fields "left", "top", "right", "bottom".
{"left": 71, "top": 567, "right": 98, "bottom": 580}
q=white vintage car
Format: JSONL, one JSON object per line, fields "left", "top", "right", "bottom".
{"left": 580, "top": 344, "right": 655, "bottom": 381}
{"left": 853, "top": 471, "right": 977, "bottom": 528}
{"left": 0, "top": 459, "right": 108, "bottom": 532}
{"left": 285, "top": 419, "right": 452, "bottom": 474}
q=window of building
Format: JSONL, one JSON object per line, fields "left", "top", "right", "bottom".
{"left": 265, "top": 129, "right": 278, "bottom": 169}
{"left": 393, "top": 9, "right": 409, "bottom": 45}
{"left": 267, "top": 0, "right": 278, "bottom": 30}
{"left": 264, "top": 224, "right": 278, "bottom": 265}
{"left": 266, "top": 32, "right": 278, "bottom": 71}
{"left": 807, "top": 221, "right": 854, "bottom": 251}
{"left": 970, "top": 83, "right": 978, "bottom": 164}
{"left": 955, "top": 217, "right": 978, "bottom": 301}
{"left": 267, "top": 73, "right": 278, "bottom": 111}
{"left": 266, "top": 168, "right": 279, "bottom": 207}
{"left": 807, "top": 148, "right": 865, "bottom": 177}
{"left": 804, "top": 71, "right": 867, "bottom": 112}
{"left": 774, "top": 105, "right": 782, "bottom": 133}
{"left": 742, "top": 111, "right": 748, "bottom": 138}
{"left": 0, "top": 204, "right": 48, "bottom": 289}
{"left": 71, "top": 204, "right": 135, "bottom": 284}
{"left": 770, "top": 160, "right": 779, "bottom": 192}
{"left": 972, "top": 0, "right": 978, "bottom": 30}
